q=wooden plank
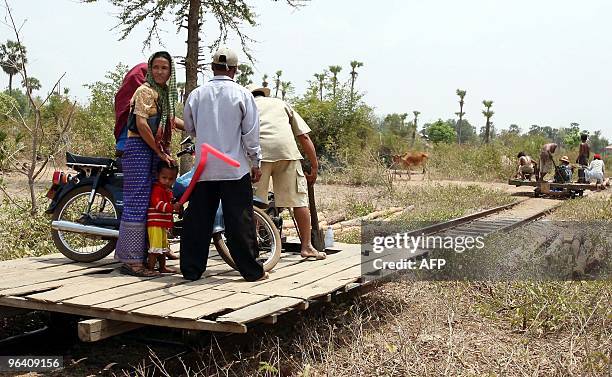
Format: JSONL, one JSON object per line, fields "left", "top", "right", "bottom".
{"left": 94, "top": 279, "right": 230, "bottom": 311}
{"left": 0, "top": 264, "right": 117, "bottom": 291}
{"left": 0, "top": 296, "right": 246, "bottom": 333}
{"left": 129, "top": 288, "right": 239, "bottom": 317}
{"left": 78, "top": 318, "right": 143, "bottom": 342}
{"left": 63, "top": 275, "right": 187, "bottom": 306}
{"left": 214, "top": 247, "right": 359, "bottom": 293}
{"left": 0, "top": 275, "right": 99, "bottom": 297}
{"left": 245, "top": 253, "right": 361, "bottom": 296}
{"left": 168, "top": 291, "right": 270, "bottom": 320}
{"left": 216, "top": 296, "right": 305, "bottom": 324}
{"left": 25, "top": 272, "right": 164, "bottom": 303}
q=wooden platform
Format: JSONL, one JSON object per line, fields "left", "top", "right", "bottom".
{"left": 508, "top": 179, "right": 598, "bottom": 190}
{"left": 0, "top": 243, "right": 369, "bottom": 336}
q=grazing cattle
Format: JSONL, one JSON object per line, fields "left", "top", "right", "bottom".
{"left": 391, "top": 151, "right": 429, "bottom": 180}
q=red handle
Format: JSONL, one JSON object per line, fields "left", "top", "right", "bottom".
{"left": 178, "top": 143, "right": 240, "bottom": 205}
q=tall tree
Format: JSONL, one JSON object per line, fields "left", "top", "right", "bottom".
{"left": 482, "top": 100, "right": 494, "bottom": 144}
{"left": 456, "top": 89, "right": 466, "bottom": 145}
{"left": 262, "top": 73, "right": 269, "bottom": 88}
{"left": 236, "top": 63, "right": 254, "bottom": 86}
{"left": 313, "top": 72, "right": 326, "bottom": 101}
{"left": 412, "top": 110, "right": 420, "bottom": 146}
{"left": 273, "top": 70, "right": 282, "bottom": 97}
{"left": 349, "top": 60, "right": 363, "bottom": 102}
{"left": 86, "top": 0, "right": 308, "bottom": 172}
{"left": 328, "top": 65, "right": 342, "bottom": 97}
{"left": 400, "top": 113, "right": 408, "bottom": 129}
{"left": 0, "top": 40, "right": 27, "bottom": 94}
{"left": 281, "top": 81, "right": 292, "bottom": 100}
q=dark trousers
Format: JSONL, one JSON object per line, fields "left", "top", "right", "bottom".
{"left": 180, "top": 174, "right": 264, "bottom": 281}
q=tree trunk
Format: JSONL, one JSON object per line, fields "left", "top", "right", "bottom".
{"left": 8, "top": 73, "right": 12, "bottom": 94}
{"left": 319, "top": 82, "right": 323, "bottom": 101}
{"left": 350, "top": 73, "right": 355, "bottom": 102}
{"left": 485, "top": 119, "right": 490, "bottom": 144}
{"left": 458, "top": 104, "right": 463, "bottom": 145}
{"left": 28, "top": 109, "right": 41, "bottom": 214}
{"left": 180, "top": 0, "right": 200, "bottom": 175}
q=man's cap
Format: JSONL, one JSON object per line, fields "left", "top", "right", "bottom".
{"left": 560, "top": 155, "right": 570, "bottom": 163}
{"left": 594, "top": 153, "right": 602, "bottom": 159}
{"left": 212, "top": 46, "right": 238, "bottom": 67}
{"left": 246, "top": 83, "right": 271, "bottom": 98}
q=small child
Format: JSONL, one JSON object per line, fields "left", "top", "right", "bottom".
{"left": 147, "top": 161, "right": 182, "bottom": 273}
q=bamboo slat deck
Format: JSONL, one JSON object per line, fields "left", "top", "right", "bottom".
{"left": 0, "top": 242, "right": 367, "bottom": 334}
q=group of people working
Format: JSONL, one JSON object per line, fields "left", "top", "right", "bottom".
{"left": 516, "top": 134, "right": 607, "bottom": 188}
{"left": 113, "top": 47, "right": 325, "bottom": 281}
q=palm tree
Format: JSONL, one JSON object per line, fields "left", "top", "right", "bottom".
{"left": 456, "top": 89, "right": 466, "bottom": 144}
{"left": 412, "top": 111, "right": 420, "bottom": 146}
{"left": 313, "top": 72, "right": 326, "bottom": 101}
{"left": 236, "top": 64, "right": 254, "bottom": 86}
{"left": 482, "top": 100, "right": 494, "bottom": 144}
{"left": 0, "top": 40, "right": 27, "bottom": 94}
{"left": 274, "top": 70, "right": 282, "bottom": 97}
{"left": 281, "top": 81, "right": 292, "bottom": 100}
{"left": 349, "top": 60, "right": 363, "bottom": 101}
{"left": 400, "top": 113, "right": 408, "bottom": 128}
{"left": 328, "top": 65, "right": 342, "bottom": 97}
{"left": 21, "top": 76, "right": 40, "bottom": 95}
{"left": 262, "top": 74, "right": 269, "bottom": 88}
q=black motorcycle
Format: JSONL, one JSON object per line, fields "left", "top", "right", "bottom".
{"left": 47, "top": 139, "right": 281, "bottom": 270}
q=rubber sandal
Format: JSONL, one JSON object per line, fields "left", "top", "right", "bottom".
{"left": 119, "top": 264, "right": 160, "bottom": 277}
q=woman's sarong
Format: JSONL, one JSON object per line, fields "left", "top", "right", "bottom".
{"left": 115, "top": 137, "right": 158, "bottom": 263}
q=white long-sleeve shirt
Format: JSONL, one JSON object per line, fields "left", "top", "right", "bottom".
{"left": 587, "top": 159, "right": 605, "bottom": 174}
{"left": 184, "top": 75, "right": 262, "bottom": 181}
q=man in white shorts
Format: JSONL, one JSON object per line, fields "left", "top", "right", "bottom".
{"left": 247, "top": 84, "right": 326, "bottom": 260}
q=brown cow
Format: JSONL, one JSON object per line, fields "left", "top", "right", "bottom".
{"left": 391, "top": 152, "right": 429, "bottom": 180}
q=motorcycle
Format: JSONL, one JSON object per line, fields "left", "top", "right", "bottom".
{"left": 46, "top": 138, "right": 281, "bottom": 271}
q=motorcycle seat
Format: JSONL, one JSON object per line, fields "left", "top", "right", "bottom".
{"left": 66, "top": 152, "right": 115, "bottom": 167}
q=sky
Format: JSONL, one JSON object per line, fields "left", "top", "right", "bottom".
{"left": 2, "top": 0, "right": 612, "bottom": 139}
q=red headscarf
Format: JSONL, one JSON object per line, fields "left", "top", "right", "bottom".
{"left": 114, "top": 63, "right": 148, "bottom": 141}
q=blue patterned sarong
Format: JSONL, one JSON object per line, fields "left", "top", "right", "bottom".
{"left": 115, "top": 137, "right": 158, "bottom": 263}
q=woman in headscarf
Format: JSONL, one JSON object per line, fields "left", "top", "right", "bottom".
{"left": 115, "top": 51, "right": 184, "bottom": 276}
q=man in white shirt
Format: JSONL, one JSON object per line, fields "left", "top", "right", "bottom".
{"left": 181, "top": 46, "right": 266, "bottom": 282}
{"left": 247, "top": 84, "right": 326, "bottom": 260}
{"left": 585, "top": 153, "right": 606, "bottom": 189}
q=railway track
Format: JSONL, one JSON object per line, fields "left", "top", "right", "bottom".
{"left": 0, "top": 197, "right": 562, "bottom": 375}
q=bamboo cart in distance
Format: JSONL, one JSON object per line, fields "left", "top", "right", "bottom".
{"left": 508, "top": 179, "right": 599, "bottom": 199}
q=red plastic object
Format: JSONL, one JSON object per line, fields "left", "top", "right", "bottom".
{"left": 178, "top": 143, "right": 240, "bottom": 205}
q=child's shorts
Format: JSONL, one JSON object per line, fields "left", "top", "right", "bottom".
{"left": 148, "top": 226, "right": 169, "bottom": 254}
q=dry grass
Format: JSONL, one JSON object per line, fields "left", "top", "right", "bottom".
{"left": 124, "top": 280, "right": 609, "bottom": 377}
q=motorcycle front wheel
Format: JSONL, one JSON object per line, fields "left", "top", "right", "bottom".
{"left": 51, "top": 186, "right": 118, "bottom": 262}
{"left": 213, "top": 207, "right": 281, "bottom": 272}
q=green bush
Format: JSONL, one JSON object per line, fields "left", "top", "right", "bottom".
{"left": 0, "top": 197, "right": 55, "bottom": 260}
